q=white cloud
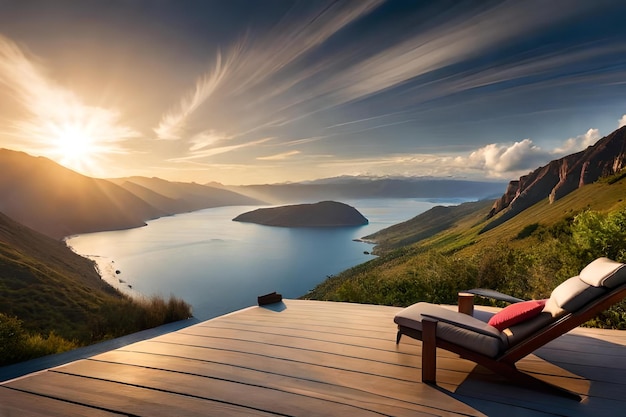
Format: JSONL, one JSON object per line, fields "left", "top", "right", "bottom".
{"left": 460, "top": 139, "right": 550, "bottom": 175}
{"left": 619, "top": 114, "right": 626, "bottom": 128}
{"left": 553, "top": 128, "right": 600, "bottom": 155}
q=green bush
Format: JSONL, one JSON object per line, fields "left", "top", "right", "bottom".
{"left": 0, "top": 314, "right": 79, "bottom": 365}
{"left": 0, "top": 313, "right": 26, "bottom": 365}
{"left": 571, "top": 208, "right": 626, "bottom": 262}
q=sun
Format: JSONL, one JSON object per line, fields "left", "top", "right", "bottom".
{"left": 50, "top": 122, "right": 99, "bottom": 173}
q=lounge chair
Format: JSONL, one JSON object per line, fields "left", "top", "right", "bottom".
{"left": 394, "top": 257, "right": 626, "bottom": 400}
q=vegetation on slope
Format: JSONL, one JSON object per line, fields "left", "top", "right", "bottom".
{"left": 305, "top": 174, "right": 626, "bottom": 329}
{"left": 0, "top": 212, "right": 192, "bottom": 366}
{"left": 362, "top": 199, "right": 494, "bottom": 253}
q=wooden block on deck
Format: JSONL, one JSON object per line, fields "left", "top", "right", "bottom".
{"left": 258, "top": 291, "right": 282, "bottom": 306}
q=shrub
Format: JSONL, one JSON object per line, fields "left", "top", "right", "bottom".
{"left": 571, "top": 209, "right": 626, "bottom": 262}
{"left": 0, "top": 314, "right": 79, "bottom": 365}
{"left": 0, "top": 313, "right": 26, "bottom": 365}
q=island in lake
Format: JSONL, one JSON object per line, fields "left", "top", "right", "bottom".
{"left": 233, "top": 201, "right": 368, "bottom": 227}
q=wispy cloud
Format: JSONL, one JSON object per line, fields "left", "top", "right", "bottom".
{"left": 151, "top": 0, "right": 617, "bottom": 178}
{"left": 283, "top": 136, "right": 328, "bottom": 146}
{"left": 168, "top": 137, "right": 272, "bottom": 161}
{"left": 154, "top": 50, "right": 235, "bottom": 140}
{"left": 619, "top": 114, "right": 626, "bottom": 128}
{"left": 257, "top": 150, "right": 300, "bottom": 161}
{"left": 228, "top": 0, "right": 385, "bottom": 95}
{"left": 188, "top": 130, "right": 234, "bottom": 151}
{"left": 308, "top": 1, "right": 601, "bottom": 106}
{"left": 152, "top": 1, "right": 384, "bottom": 159}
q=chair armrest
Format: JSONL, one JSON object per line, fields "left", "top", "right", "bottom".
{"left": 458, "top": 292, "right": 474, "bottom": 315}
{"left": 465, "top": 288, "right": 526, "bottom": 304}
{"left": 421, "top": 313, "right": 503, "bottom": 338}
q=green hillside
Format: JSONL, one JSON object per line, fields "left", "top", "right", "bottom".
{"left": 0, "top": 212, "right": 192, "bottom": 365}
{"left": 305, "top": 175, "right": 626, "bottom": 328}
{"left": 362, "top": 199, "right": 495, "bottom": 254}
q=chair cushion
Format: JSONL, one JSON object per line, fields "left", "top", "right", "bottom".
{"left": 487, "top": 299, "right": 547, "bottom": 331}
{"left": 395, "top": 303, "right": 505, "bottom": 357}
{"left": 579, "top": 257, "right": 626, "bottom": 288}
{"left": 549, "top": 276, "right": 606, "bottom": 315}
{"left": 503, "top": 311, "right": 555, "bottom": 347}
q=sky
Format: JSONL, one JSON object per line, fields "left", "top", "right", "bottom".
{"left": 1, "top": 0, "right": 626, "bottom": 185}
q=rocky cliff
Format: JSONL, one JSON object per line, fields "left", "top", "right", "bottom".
{"left": 485, "top": 126, "right": 626, "bottom": 230}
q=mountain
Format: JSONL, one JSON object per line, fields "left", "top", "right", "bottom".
{"left": 109, "top": 176, "right": 265, "bottom": 214}
{"left": 233, "top": 201, "right": 368, "bottom": 227}
{"left": 0, "top": 149, "right": 163, "bottom": 239}
{"left": 224, "top": 176, "right": 507, "bottom": 204}
{"left": 485, "top": 126, "right": 626, "bottom": 232}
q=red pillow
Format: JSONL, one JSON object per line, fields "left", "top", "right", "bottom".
{"left": 488, "top": 299, "right": 547, "bottom": 331}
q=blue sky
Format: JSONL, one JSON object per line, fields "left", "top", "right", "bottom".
{"left": 0, "top": 0, "right": 625, "bottom": 184}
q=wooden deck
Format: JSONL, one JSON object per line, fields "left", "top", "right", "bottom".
{"left": 1, "top": 299, "right": 625, "bottom": 416}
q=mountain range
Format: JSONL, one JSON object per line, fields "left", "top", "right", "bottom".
{"left": 222, "top": 176, "right": 507, "bottom": 204}
{"left": 0, "top": 149, "right": 263, "bottom": 239}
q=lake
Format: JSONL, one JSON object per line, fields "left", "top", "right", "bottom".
{"left": 66, "top": 198, "right": 465, "bottom": 320}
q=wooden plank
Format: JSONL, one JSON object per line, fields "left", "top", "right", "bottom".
{"left": 117, "top": 339, "right": 473, "bottom": 389}
{"left": 179, "top": 324, "right": 405, "bottom": 354}
{"left": 45, "top": 360, "right": 419, "bottom": 417}
{"left": 4, "top": 372, "right": 275, "bottom": 417}
{"left": 92, "top": 348, "right": 484, "bottom": 416}
{"left": 116, "top": 334, "right": 596, "bottom": 412}
{"left": 202, "top": 317, "right": 399, "bottom": 340}
{"left": 0, "top": 386, "right": 120, "bottom": 417}
{"left": 83, "top": 352, "right": 470, "bottom": 417}
{"left": 154, "top": 325, "right": 600, "bottom": 388}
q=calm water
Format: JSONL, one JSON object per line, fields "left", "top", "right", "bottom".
{"left": 67, "top": 199, "right": 464, "bottom": 320}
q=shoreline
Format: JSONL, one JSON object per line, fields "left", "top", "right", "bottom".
{"left": 64, "top": 239, "right": 142, "bottom": 299}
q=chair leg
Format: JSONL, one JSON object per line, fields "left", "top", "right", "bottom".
{"left": 421, "top": 318, "right": 438, "bottom": 383}
{"left": 396, "top": 329, "right": 402, "bottom": 344}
